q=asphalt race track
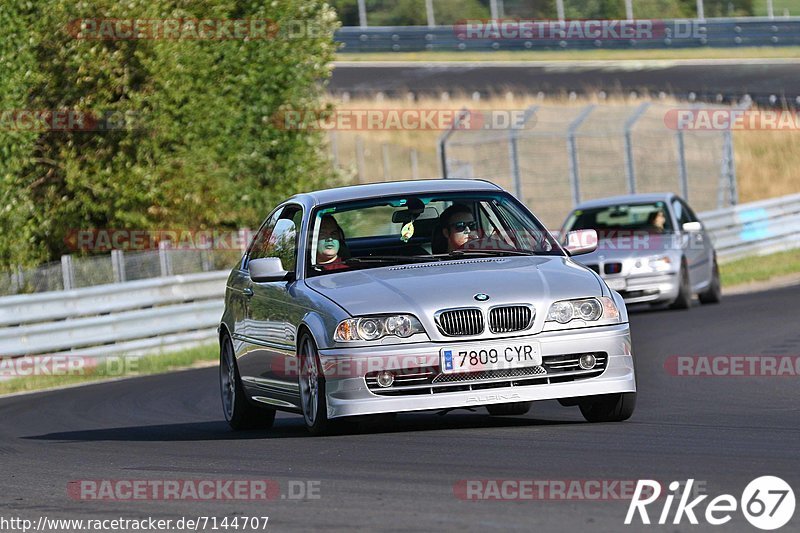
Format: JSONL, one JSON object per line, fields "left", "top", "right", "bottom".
{"left": 1, "top": 285, "right": 799, "bottom": 532}
{"left": 330, "top": 60, "right": 800, "bottom": 106}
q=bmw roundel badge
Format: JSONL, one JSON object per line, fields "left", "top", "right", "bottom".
{"left": 474, "top": 293, "right": 490, "bottom": 302}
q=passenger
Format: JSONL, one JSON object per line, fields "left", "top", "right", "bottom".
{"left": 647, "top": 209, "right": 667, "bottom": 233}
{"left": 433, "top": 203, "right": 478, "bottom": 253}
{"left": 315, "top": 215, "right": 348, "bottom": 270}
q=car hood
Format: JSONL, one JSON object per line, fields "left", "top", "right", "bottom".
{"left": 575, "top": 233, "right": 684, "bottom": 264}
{"left": 305, "top": 256, "right": 603, "bottom": 319}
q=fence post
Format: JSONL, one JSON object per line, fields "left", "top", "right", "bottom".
{"left": 410, "top": 149, "right": 419, "bottom": 180}
{"left": 566, "top": 104, "right": 595, "bottom": 206}
{"left": 438, "top": 108, "right": 470, "bottom": 179}
{"left": 721, "top": 130, "right": 738, "bottom": 206}
{"left": 111, "top": 249, "right": 126, "bottom": 283}
{"left": 624, "top": 102, "right": 650, "bottom": 195}
{"left": 16, "top": 266, "right": 24, "bottom": 292}
{"left": 355, "top": 136, "right": 365, "bottom": 183}
{"left": 676, "top": 130, "right": 689, "bottom": 201}
{"left": 61, "top": 254, "right": 75, "bottom": 290}
{"left": 159, "top": 241, "right": 173, "bottom": 277}
{"left": 381, "top": 143, "right": 390, "bottom": 181}
{"left": 508, "top": 105, "right": 539, "bottom": 201}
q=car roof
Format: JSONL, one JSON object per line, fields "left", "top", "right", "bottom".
{"left": 571, "top": 193, "right": 677, "bottom": 211}
{"left": 287, "top": 179, "right": 503, "bottom": 207}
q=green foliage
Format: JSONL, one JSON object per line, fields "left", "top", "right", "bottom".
{"left": 0, "top": 0, "right": 340, "bottom": 268}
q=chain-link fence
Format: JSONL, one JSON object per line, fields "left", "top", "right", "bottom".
{"left": 0, "top": 247, "right": 242, "bottom": 296}
{"left": 329, "top": 131, "right": 441, "bottom": 182}
{"left": 441, "top": 102, "right": 740, "bottom": 228}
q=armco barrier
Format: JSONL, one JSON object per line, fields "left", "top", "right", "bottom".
{"left": 0, "top": 271, "right": 227, "bottom": 359}
{"left": 1, "top": 193, "right": 799, "bottom": 363}
{"left": 335, "top": 18, "right": 800, "bottom": 52}
{"left": 699, "top": 193, "right": 800, "bottom": 262}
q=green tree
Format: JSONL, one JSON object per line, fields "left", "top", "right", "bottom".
{"left": 0, "top": 0, "right": 340, "bottom": 267}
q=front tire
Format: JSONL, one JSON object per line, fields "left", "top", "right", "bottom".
{"left": 298, "top": 333, "right": 334, "bottom": 436}
{"left": 698, "top": 258, "right": 722, "bottom": 305}
{"left": 220, "top": 334, "right": 276, "bottom": 430}
{"left": 669, "top": 261, "right": 692, "bottom": 310}
{"left": 579, "top": 392, "right": 636, "bottom": 423}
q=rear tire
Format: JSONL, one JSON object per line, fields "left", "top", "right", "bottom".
{"left": 220, "top": 334, "right": 276, "bottom": 430}
{"left": 579, "top": 392, "right": 636, "bottom": 423}
{"left": 486, "top": 402, "right": 531, "bottom": 416}
{"left": 669, "top": 262, "right": 692, "bottom": 310}
{"left": 698, "top": 258, "right": 722, "bottom": 305}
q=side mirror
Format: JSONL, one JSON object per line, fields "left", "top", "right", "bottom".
{"left": 250, "top": 257, "right": 292, "bottom": 283}
{"left": 564, "top": 229, "right": 598, "bottom": 256}
{"left": 682, "top": 221, "right": 702, "bottom": 233}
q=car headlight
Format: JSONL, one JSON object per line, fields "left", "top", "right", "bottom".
{"left": 546, "top": 297, "right": 619, "bottom": 324}
{"left": 631, "top": 255, "right": 672, "bottom": 274}
{"left": 334, "top": 314, "right": 425, "bottom": 342}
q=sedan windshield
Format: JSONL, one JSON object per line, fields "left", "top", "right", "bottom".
{"left": 563, "top": 202, "right": 674, "bottom": 237}
{"left": 307, "top": 191, "right": 562, "bottom": 276}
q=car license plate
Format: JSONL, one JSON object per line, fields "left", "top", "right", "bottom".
{"left": 605, "top": 278, "right": 627, "bottom": 291}
{"left": 440, "top": 340, "right": 541, "bottom": 374}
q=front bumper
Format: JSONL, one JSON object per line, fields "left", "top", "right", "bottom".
{"left": 318, "top": 323, "right": 635, "bottom": 419}
{"left": 607, "top": 272, "right": 679, "bottom": 304}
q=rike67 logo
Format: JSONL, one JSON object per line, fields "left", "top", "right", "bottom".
{"left": 626, "top": 477, "right": 795, "bottom": 530}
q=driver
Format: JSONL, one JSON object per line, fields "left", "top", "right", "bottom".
{"left": 315, "top": 215, "right": 348, "bottom": 271}
{"left": 439, "top": 203, "right": 478, "bottom": 253}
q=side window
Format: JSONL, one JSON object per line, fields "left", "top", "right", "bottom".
{"left": 672, "top": 200, "right": 691, "bottom": 227}
{"left": 247, "top": 205, "right": 302, "bottom": 271}
{"left": 246, "top": 210, "right": 282, "bottom": 267}
{"left": 681, "top": 200, "right": 699, "bottom": 223}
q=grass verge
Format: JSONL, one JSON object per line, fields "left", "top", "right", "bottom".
{"left": 721, "top": 248, "right": 800, "bottom": 287}
{"left": 0, "top": 343, "right": 218, "bottom": 396}
{"left": 337, "top": 47, "right": 800, "bottom": 63}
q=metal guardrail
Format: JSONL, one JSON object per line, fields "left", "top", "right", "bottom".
{"left": 335, "top": 18, "right": 800, "bottom": 52}
{"left": 0, "top": 271, "right": 227, "bottom": 359}
{"left": 699, "top": 193, "right": 800, "bottom": 262}
{"left": 0, "top": 193, "right": 799, "bottom": 367}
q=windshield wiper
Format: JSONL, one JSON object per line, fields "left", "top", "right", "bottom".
{"left": 346, "top": 255, "right": 438, "bottom": 264}
{"left": 443, "top": 249, "right": 536, "bottom": 257}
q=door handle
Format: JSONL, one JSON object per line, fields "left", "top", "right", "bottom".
{"left": 242, "top": 287, "right": 254, "bottom": 297}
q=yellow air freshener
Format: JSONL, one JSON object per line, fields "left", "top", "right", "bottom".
{"left": 400, "top": 221, "right": 415, "bottom": 242}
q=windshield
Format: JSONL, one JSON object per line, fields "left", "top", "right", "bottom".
{"left": 307, "top": 191, "right": 562, "bottom": 276}
{"left": 563, "top": 202, "right": 673, "bottom": 237}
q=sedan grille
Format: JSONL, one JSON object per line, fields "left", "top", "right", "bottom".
{"left": 488, "top": 305, "right": 534, "bottom": 333}
{"left": 436, "top": 308, "right": 484, "bottom": 336}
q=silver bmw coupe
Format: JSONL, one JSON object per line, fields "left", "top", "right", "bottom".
{"left": 219, "top": 179, "right": 636, "bottom": 435}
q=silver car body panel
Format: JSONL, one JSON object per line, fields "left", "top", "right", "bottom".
{"left": 562, "top": 193, "right": 716, "bottom": 304}
{"left": 220, "top": 180, "right": 637, "bottom": 418}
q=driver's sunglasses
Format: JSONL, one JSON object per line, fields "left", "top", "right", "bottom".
{"left": 450, "top": 220, "right": 478, "bottom": 233}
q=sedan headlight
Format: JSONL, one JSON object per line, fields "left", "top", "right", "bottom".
{"left": 630, "top": 255, "right": 672, "bottom": 274}
{"left": 546, "top": 297, "right": 619, "bottom": 324}
{"left": 334, "top": 314, "right": 425, "bottom": 342}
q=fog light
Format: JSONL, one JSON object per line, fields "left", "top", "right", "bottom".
{"left": 376, "top": 370, "right": 395, "bottom": 388}
{"left": 579, "top": 354, "right": 597, "bottom": 370}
